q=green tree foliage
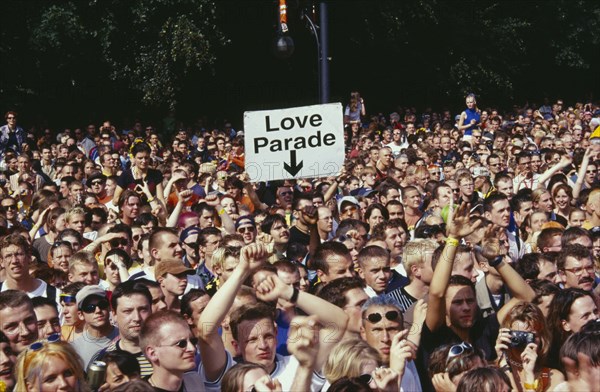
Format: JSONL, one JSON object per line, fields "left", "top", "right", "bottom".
{"left": 327, "top": 0, "right": 600, "bottom": 104}
{"left": 2, "top": 0, "right": 227, "bottom": 111}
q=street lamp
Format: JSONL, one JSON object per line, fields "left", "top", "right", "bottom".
{"left": 301, "top": 2, "right": 329, "bottom": 104}
{"left": 273, "top": 0, "right": 294, "bottom": 59}
{"left": 273, "top": 35, "right": 295, "bottom": 59}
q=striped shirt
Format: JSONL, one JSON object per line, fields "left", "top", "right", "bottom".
{"left": 386, "top": 286, "right": 417, "bottom": 313}
{"left": 90, "top": 339, "right": 153, "bottom": 377}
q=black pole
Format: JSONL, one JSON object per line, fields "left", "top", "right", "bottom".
{"left": 319, "top": 1, "right": 329, "bottom": 104}
{"left": 302, "top": 10, "right": 321, "bottom": 103}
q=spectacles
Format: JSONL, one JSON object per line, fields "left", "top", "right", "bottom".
{"left": 446, "top": 342, "right": 473, "bottom": 364}
{"left": 563, "top": 265, "right": 594, "bottom": 275}
{"left": 587, "top": 170, "right": 597, "bottom": 174}
{"left": 81, "top": 299, "right": 110, "bottom": 314}
{"left": 237, "top": 226, "right": 255, "bottom": 233}
{"left": 7, "top": 116, "right": 16, "bottom": 120}
{"left": 60, "top": 294, "right": 77, "bottom": 305}
{"left": 365, "top": 310, "right": 400, "bottom": 323}
{"left": 109, "top": 238, "right": 129, "bottom": 248}
{"left": 159, "top": 337, "right": 198, "bottom": 349}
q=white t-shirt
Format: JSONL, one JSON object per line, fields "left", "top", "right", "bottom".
{"left": 200, "top": 351, "right": 326, "bottom": 392}
{"left": 322, "top": 361, "right": 421, "bottom": 391}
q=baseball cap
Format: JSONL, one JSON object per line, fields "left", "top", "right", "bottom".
{"left": 180, "top": 226, "right": 200, "bottom": 243}
{"left": 155, "top": 259, "right": 194, "bottom": 279}
{"left": 75, "top": 285, "right": 107, "bottom": 309}
{"left": 338, "top": 196, "right": 360, "bottom": 211}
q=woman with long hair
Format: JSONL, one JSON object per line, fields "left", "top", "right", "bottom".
{"left": 495, "top": 302, "right": 564, "bottom": 391}
{"left": 15, "top": 341, "right": 89, "bottom": 392}
{"left": 551, "top": 183, "right": 573, "bottom": 227}
{"left": 546, "top": 288, "right": 599, "bottom": 370}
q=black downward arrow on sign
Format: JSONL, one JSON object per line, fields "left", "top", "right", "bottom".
{"left": 284, "top": 150, "right": 303, "bottom": 176}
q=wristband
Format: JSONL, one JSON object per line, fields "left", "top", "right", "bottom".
{"left": 218, "top": 208, "right": 225, "bottom": 215}
{"left": 445, "top": 237, "right": 459, "bottom": 247}
{"left": 147, "top": 197, "right": 155, "bottom": 203}
{"left": 289, "top": 287, "right": 299, "bottom": 304}
{"left": 488, "top": 255, "right": 504, "bottom": 268}
{"left": 523, "top": 380, "right": 538, "bottom": 391}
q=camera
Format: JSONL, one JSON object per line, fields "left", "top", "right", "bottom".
{"left": 509, "top": 330, "right": 535, "bottom": 348}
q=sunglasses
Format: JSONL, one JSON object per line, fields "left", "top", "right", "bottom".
{"left": 160, "top": 337, "right": 199, "bottom": 349}
{"left": 182, "top": 241, "right": 199, "bottom": 248}
{"left": 59, "top": 294, "right": 77, "bottom": 305}
{"left": 365, "top": 310, "right": 400, "bottom": 324}
{"left": 237, "top": 226, "right": 255, "bottom": 233}
{"left": 90, "top": 180, "right": 105, "bottom": 186}
{"left": 28, "top": 333, "right": 61, "bottom": 352}
{"left": 446, "top": 342, "right": 473, "bottom": 364}
{"left": 2, "top": 204, "right": 16, "bottom": 211}
{"left": 52, "top": 241, "right": 73, "bottom": 249}
{"left": 109, "top": 238, "right": 129, "bottom": 248}
{"left": 81, "top": 299, "right": 110, "bottom": 314}
{"left": 421, "top": 224, "right": 446, "bottom": 237}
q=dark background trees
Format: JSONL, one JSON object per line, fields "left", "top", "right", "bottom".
{"left": 1, "top": 0, "right": 599, "bottom": 129}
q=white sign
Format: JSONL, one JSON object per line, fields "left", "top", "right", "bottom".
{"left": 243, "top": 103, "right": 345, "bottom": 182}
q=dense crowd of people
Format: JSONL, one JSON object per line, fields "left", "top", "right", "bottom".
{"left": 0, "top": 94, "right": 600, "bottom": 392}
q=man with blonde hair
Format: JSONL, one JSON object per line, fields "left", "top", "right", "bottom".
{"left": 68, "top": 251, "right": 100, "bottom": 285}
{"left": 387, "top": 238, "right": 438, "bottom": 312}
{"left": 583, "top": 189, "right": 600, "bottom": 228}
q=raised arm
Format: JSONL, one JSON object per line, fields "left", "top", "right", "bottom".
{"left": 29, "top": 206, "right": 51, "bottom": 240}
{"left": 197, "top": 243, "right": 268, "bottom": 381}
{"left": 255, "top": 274, "right": 348, "bottom": 369}
{"left": 536, "top": 155, "right": 572, "bottom": 190}
{"left": 112, "top": 185, "right": 124, "bottom": 205}
{"left": 244, "top": 183, "right": 267, "bottom": 212}
{"left": 288, "top": 315, "right": 320, "bottom": 391}
{"left": 572, "top": 147, "right": 593, "bottom": 200}
{"left": 426, "top": 203, "right": 481, "bottom": 332}
{"left": 479, "top": 235, "right": 535, "bottom": 303}
{"left": 323, "top": 178, "right": 339, "bottom": 203}
{"left": 165, "top": 189, "right": 193, "bottom": 227}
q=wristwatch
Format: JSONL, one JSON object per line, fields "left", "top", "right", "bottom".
{"left": 488, "top": 255, "right": 504, "bottom": 268}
